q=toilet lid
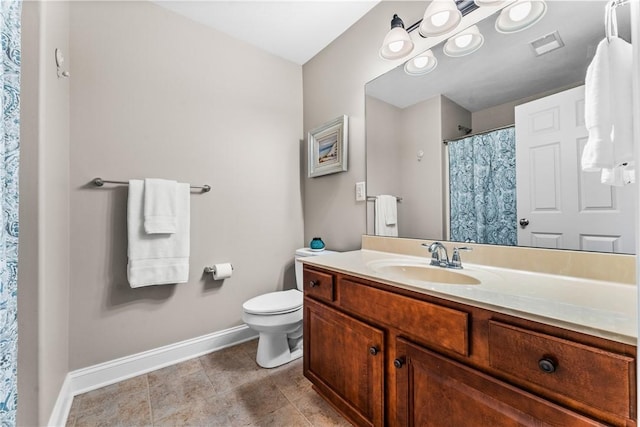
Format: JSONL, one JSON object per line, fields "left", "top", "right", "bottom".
{"left": 243, "top": 289, "right": 303, "bottom": 315}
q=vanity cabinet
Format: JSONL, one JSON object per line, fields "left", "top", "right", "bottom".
{"left": 304, "top": 297, "right": 384, "bottom": 426}
{"left": 302, "top": 265, "right": 637, "bottom": 427}
{"left": 395, "top": 338, "right": 606, "bottom": 427}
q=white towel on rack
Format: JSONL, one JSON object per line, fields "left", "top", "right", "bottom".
{"left": 127, "top": 180, "right": 190, "bottom": 287}
{"left": 144, "top": 178, "right": 177, "bottom": 234}
{"left": 374, "top": 195, "right": 398, "bottom": 237}
{"left": 581, "top": 36, "right": 634, "bottom": 186}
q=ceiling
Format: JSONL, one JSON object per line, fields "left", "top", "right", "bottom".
{"left": 153, "top": 1, "right": 380, "bottom": 65}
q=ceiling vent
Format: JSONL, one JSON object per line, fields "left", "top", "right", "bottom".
{"left": 530, "top": 31, "right": 565, "bottom": 56}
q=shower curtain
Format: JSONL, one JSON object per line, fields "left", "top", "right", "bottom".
{"left": 0, "top": 0, "right": 21, "bottom": 423}
{"left": 448, "top": 127, "right": 516, "bottom": 246}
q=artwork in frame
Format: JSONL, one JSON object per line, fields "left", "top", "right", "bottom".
{"left": 308, "top": 115, "right": 349, "bottom": 178}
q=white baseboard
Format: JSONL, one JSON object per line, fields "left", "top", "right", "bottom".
{"left": 48, "top": 324, "right": 257, "bottom": 427}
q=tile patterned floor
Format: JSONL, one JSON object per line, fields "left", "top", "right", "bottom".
{"left": 65, "top": 339, "right": 351, "bottom": 426}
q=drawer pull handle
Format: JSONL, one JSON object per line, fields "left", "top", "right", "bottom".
{"left": 538, "top": 357, "right": 557, "bottom": 374}
{"left": 394, "top": 358, "right": 405, "bottom": 368}
{"left": 369, "top": 346, "right": 379, "bottom": 356}
{"left": 309, "top": 280, "right": 319, "bottom": 288}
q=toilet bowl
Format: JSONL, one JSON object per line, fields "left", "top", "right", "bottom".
{"left": 242, "top": 247, "right": 336, "bottom": 368}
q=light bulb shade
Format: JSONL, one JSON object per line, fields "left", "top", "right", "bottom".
{"left": 473, "top": 0, "right": 508, "bottom": 6}
{"left": 443, "top": 25, "right": 484, "bottom": 57}
{"left": 379, "top": 15, "right": 414, "bottom": 60}
{"left": 495, "top": 0, "right": 547, "bottom": 34}
{"left": 404, "top": 50, "right": 438, "bottom": 75}
{"left": 419, "top": 0, "right": 462, "bottom": 37}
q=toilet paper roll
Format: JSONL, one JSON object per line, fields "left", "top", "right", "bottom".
{"left": 212, "top": 263, "right": 233, "bottom": 280}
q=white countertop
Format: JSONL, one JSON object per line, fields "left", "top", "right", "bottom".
{"left": 302, "top": 249, "right": 638, "bottom": 345}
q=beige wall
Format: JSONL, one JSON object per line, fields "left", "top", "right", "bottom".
{"left": 302, "top": 1, "right": 426, "bottom": 251}
{"left": 365, "top": 94, "right": 471, "bottom": 240}
{"left": 19, "top": 1, "right": 71, "bottom": 424}
{"left": 67, "top": 1, "right": 303, "bottom": 369}
{"left": 364, "top": 96, "right": 401, "bottom": 235}
{"left": 397, "top": 96, "right": 443, "bottom": 239}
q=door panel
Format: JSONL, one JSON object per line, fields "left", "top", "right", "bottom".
{"left": 515, "top": 85, "right": 635, "bottom": 253}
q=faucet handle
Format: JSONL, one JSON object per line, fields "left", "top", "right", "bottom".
{"left": 422, "top": 242, "right": 441, "bottom": 266}
{"left": 451, "top": 246, "right": 473, "bottom": 269}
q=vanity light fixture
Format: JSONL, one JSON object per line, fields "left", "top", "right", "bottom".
{"left": 495, "top": 0, "right": 547, "bottom": 34}
{"left": 404, "top": 49, "right": 438, "bottom": 75}
{"left": 419, "top": 0, "right": 463, "bottom": 37}
{"left": 379, "top": 14, "right": 415, "bottom": 60}
{"left": 443, "top": 25, "right": 484, "bottom": 57}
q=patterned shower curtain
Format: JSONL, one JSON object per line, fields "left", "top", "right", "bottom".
{"left": 448, "top": 127, "right": 516, "bottom": 246}
{"left": 0, "top": 0, "right": 21, "bottom": 424}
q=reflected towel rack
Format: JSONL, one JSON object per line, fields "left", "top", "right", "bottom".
{"left": 92, "top": 177, "right": 211, "bottom": 193}
{"left": 367, "top": 195, "right": 402, "bottom": 202}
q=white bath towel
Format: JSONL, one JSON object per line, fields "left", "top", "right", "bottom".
{"left": 374, "top": 195, "right": 398, "bottom": 237}
{"left": 144, "top": 178, "right": 177, "bottom": 234}
{"left": 127, "top": 180, "right": 190, "bottom": 287}
{"left": 581, "top": 37, "right": 634, "bottom": 186}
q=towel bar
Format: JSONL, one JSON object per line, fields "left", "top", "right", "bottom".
{"left": 92, "top": 177, "right": 211, "bottom": 193}
{"left": 366, "top": 195, "right": 403, "bottom": 202}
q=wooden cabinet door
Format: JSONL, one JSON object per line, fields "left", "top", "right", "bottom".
{"left": 395, "top": 338, "right": 606, "bottom": 427}
{"left": 304, "top": 297, "right": 384, "bottom": 427}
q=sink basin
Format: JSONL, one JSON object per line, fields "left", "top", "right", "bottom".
{"left": 367, "top": 260, "right": 481, "bottom": 285}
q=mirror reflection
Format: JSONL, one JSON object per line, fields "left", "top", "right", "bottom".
{"left": 366, "top": 0, "right": 635, "bottom": 254}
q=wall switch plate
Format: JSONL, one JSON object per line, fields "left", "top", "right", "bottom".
{"left": 355, "top": 182, "right": 366, "bottom": 202}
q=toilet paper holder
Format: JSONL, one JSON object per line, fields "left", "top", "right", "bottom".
{"left": 204, "top": 264, "right": 234, "bottom": 274}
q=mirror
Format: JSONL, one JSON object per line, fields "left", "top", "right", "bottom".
{"left": 365, "top": 1, "right": 635, "bottom": 254}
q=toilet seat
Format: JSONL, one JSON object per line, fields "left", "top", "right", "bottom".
{"left": 242, "top": 289, "right": 302, "bottom": 315}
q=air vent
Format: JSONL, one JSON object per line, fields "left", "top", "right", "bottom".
{"left": 530, "top": 31, "right": 565, "bottom": 56}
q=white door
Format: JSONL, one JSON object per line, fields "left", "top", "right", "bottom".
{"left": 515, "top": 86, "right": 635, "bottom": 254}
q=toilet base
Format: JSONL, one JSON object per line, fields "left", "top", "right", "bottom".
{"left": 256, "top": 332, "right": 303, "bottom": 368}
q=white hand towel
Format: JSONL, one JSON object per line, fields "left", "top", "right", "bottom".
{"left": 374, "top": 195, "right": 398, "bottom": 237}
{"left": 581, "top": 37, "right": 634, "bottom": 186}
{"left": 144, "top": 178, "right": 177, "bottom": 234}
{"left": 128, "top": 180, "right": 190, "bottom": 287}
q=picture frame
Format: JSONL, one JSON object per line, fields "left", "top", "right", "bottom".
{"left": 308, "top": 115, "right": 349, "bottom": 178}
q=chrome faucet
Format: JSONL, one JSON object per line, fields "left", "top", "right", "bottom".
{"left": 422, "top": 242, "right": 473, "bottom": 269}
{"left": 422, "top": 242, "right": 449, "bottom": 267}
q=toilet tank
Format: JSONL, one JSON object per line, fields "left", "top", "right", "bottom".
{"left": 295, "top": 248, "right": 336, "bottom": 291}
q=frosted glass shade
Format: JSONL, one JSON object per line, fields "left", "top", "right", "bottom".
{"left": 419, "top": 0, "right": 462, "bottom": 37}
{"left": 404, "top": 50, "right": 438, "bottom": 75}
{"left": 495, "top": 0, "right": 547, "bottom": 33}
{"left": 379, "top": 15, "right": 414, "bottom": 60}
{"left": 473, "top": 0, "right": 508, "bottom": 6}
{"left": 444, "top": 25, "right": 484, "bottom": 57}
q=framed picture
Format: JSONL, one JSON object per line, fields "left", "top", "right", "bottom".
{"left": 308, "top": 115, "right": 349, "bottom": 178}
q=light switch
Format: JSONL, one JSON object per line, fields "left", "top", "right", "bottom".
{"left": 355, "top": 182, "right": 366, "bottom": 202}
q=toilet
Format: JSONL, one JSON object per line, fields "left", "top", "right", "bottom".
{"left": 242, "top": 247, "right": 336, "bottom": 368}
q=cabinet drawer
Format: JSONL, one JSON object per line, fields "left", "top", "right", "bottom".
{"left": 339, "top": 278, "right": 469, "bottom": 356}
{"left": 488, "top": 321, "right": 634, "bottom": 419}
{"left": 303, "top": 267, "right": 335, "bottom": 302}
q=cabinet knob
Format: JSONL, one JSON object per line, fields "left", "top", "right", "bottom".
{"left": 369, "top": 346, "right": 379, "bottom": 356}
{"left": 538, "top": 357, "right": 557, "bottom": 374}
{"left": 393, "top": 358, "right": 405, "bottom": 368}
{"left": 309, "top": 280, "right": 319, "bottom": 288}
